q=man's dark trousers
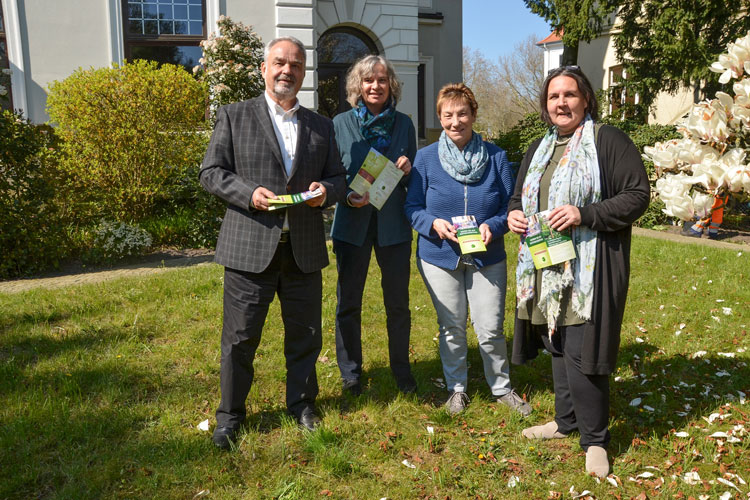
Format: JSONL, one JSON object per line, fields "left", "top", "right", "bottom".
{"left": 216, "top": 241, "right": 322, "bottom": 428}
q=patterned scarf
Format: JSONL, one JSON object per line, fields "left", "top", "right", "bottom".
{"left": 437, "top": 130, "right": 489, "bottom": 183}
{"left": 515, "top": 116, "right": 601, "bottom": 338}
{"left": 355, "top": 99, "right": 395, "bottom": 154}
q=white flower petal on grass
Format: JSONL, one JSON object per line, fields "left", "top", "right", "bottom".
{"left": 197, "top": 419, "right": 210, "bottom": 432}
{"left": 636, "top": 337, "right": 645, "bottom": 343}
{"left": 717, "top": 477, "right": 741, "bottom": 491}
{"left": 716, "top": 370, "right": 731, "bottom": 377}
{"left": 571, "top": 488, "right": 593, "bottom": 498}
{"left": 725, "top": 472, "right": 747, "bottom": 485}
{"left": 719, "top": 492, "right": 732, "bottom": 500}
{"left": 712, "top": 315, "right": 721, "bottom": 322}
{"left": 683, "top": 471, "right": 701, "bottom": 484}
{"left": 614, "top": 376, "right": 624, "bottom": 382}
{"left": 401, "top": 459, "right": 416, "bottom": 469}
{"left": 426, "top": 426, "right": 434, "bottom": 435}
{"left": 643, "top": 405, "right": 655, "bottom": 412}
{"left": 691, "top": 351, "right": 707, "bottom": 359}
{"left": 674, "top": 431, "right": 690, "bottom": 437}
{"left": 193, "top": 490, "right": 209, "bottom": 499}
{"left": 606, "top": 476, "right": 618, "bottom": 487}
{"left": 507, "top": 476, "right": 520, "bottom": 488}
{"left": 739, "top": 391, "right": 747, "bottom": 404}
{"left": 630, "top": 397, "right": 642, "bottom": 407}
{"left": 718, "top": 352, "right": 735, "bottom": 358}
{"left": 636, "top": 472, "right": 655, "bottom": 479}
{"left": 676, "top": 411, "right": 689, "bottom": 417}
{"left": 710, "top": 431, "right": 730, "bottom": 438}
{"left": 722, "top": 307, "right": 733, "bottom": 315}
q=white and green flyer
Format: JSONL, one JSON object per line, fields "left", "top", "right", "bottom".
{"left": 348, "top": 148, "right": 404, "bottom": 210}
{"left": 451, "top": 215, "right": 487, "bottom": 254}
{"left": 524, "top": 210, "right": 576, "bottom": 269}
{"left": 267, "top": 187, "right": 323, "bottom": 211}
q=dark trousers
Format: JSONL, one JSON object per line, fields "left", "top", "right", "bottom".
{"left": 333, "top": 230, "right": 412, "bottom": 384}
{"left": 542, "top": 324, "right": 610, "bottom": 450}
{"left": 216, "top": 242, "right": 322, "bottom": 428}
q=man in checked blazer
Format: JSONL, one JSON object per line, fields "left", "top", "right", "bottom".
{"left": 199, "top": 36, "right": 346, "bottom": 449}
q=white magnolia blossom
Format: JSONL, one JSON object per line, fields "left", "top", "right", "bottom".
{"left": 655, "top": 174, "right": 695, "bottom": 220}
{"left": 709, "top": 31, "right": 750, "bottom": 84}
{"left": 644, "top": 138, "right": 716, "bottom": 175}
{"left": 683, "top": 99, "right": 730, "bottom": 144}
{"left": 651, "top": 31, "right": 750, "bottom": 221}
{"left": 725, "top": 163, "right": 750, "bottom": 192}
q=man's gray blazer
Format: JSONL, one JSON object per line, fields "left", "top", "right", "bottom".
{"left": 200, "top": 96, "right": 347, "bottom": 273}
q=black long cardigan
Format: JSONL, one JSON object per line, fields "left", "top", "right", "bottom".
{"left": 509, "top": 125, "right": 650, "bottom": 375}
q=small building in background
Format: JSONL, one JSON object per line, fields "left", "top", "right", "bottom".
{"left": 1, "top": 0, "right": 461, "bottom": 140}
{"left": 537, "top": 17, "right": 694, "bottom": 125}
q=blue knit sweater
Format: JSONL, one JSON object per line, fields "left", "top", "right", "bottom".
{"left": 405, "top": 141, "right": 514, "bottom": 270}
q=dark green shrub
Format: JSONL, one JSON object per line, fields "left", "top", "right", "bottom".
{"left": 493, "top": 112, "right": 549, "bottom": 166}
{"left": 605, "top": 119, "right": 681, "bottom": 228}
{"left": 46, "top": 60, "right": 208, "bottom": 223}
{"left": 0, "top": 110, "right": 66, "bottom": 278}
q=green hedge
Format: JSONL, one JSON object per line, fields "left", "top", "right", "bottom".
{"left": 0, "top": 110, "right": 66, "bottom": 278}
{"left": 47, "top": 60, "right": 208, "bottom": 224}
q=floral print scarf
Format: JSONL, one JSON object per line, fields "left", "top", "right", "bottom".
{"left": 355, "top": 99, "right": 395, "bottom": 154}
{"left": 516, "top": 116, "right": 601, "bottom": 338}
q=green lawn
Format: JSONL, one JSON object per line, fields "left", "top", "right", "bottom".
{"left": 1, "top": 235, "right": 748, "bottom": 499}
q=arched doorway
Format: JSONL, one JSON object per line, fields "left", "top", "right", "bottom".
{"left": 316, "top": 27, "right": 378, "bottom": 119}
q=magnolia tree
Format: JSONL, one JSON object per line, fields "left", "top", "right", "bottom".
{"left": 644, "top": 31, "right": 750, "bottom": 221}
{"left": 194, "top": 15, "right": 264, "bottom": 123}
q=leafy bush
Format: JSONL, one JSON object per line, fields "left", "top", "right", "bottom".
{"left": 86, "top": 220, "right": 153, "bottom": 263}
{"left": 46, "top": 60, "right": 208, "bottom": 223}
{"left": 493, "top": 112, "right": 549, "bottom": 166}
{"left": 0, "top": 110, "right": 66, "bottom": 278}
{"left": 605, "top": 118, "right": 681, "bottom": 228}
{"left": 194, "top": 15, "right": 264, "bottom": 124}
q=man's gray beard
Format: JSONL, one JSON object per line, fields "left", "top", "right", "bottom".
{"left": 272, "top": 81, "right": 296, "bottom": 100}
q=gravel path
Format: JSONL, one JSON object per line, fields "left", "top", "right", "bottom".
{"left": 0, "top": 228, "right": 745, "bottom": 294}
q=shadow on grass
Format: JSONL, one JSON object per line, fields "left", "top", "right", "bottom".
{"left": 608, "top": 341, "right": 750, "bottom": 453}
{"left": 506, "top": 338, "right": 749, "bottom": 455}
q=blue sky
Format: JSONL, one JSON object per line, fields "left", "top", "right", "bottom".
{"left": 462, "top": 0, "right": 552, "bottom": 61}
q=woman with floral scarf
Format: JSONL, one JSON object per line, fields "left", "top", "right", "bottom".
{"left": 330, "top": 55, "right": 417, "bottom": 397}
{"left": 507, "top": 66, "right": 649, "bottom": 478}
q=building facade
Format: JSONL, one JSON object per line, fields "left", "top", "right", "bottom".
{"left": 536, "top": 16, "right": 694, "bottom": 125}
{"left": 0, "top": 0, "right": 461, "bottom": 138}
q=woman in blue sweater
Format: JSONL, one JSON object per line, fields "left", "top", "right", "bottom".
{"left": 405, "top": 83, "right": 530, "bottom": 416}
{"left": 330, "top": 55, "right": 417, "bottom": 396}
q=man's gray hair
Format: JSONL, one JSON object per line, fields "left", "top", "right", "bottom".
{"left": 264, "top": 36, "right": 307, "bottom": 65}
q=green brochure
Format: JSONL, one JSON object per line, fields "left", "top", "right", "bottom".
{"left": 267, "top": 187, "right": 323, "bottom": 211}
{"left": 451, "top": 215, "right": 487, "bottom": 254}
{"left": 348, "top": 148, "right": 404, "bottom": 210}
{"left": 524, "top": 210, "right": 576, "bottom": 269}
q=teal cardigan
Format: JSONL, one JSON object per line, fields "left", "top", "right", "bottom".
{"left": 330, "top": 109, "right": 417, "bottom": 247}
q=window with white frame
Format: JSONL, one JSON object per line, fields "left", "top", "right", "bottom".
{"left": 122, "top": 0, "right": 205, "bottom": 72}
